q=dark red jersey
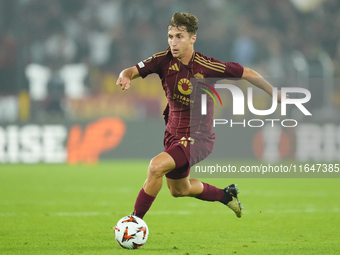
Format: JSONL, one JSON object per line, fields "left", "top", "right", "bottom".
{"left": 135, "top": 49, "right": 244, "bottom": 138}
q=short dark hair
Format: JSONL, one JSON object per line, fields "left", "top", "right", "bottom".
{"left": 168, "top": 12, "right": 199, "bottom": 36}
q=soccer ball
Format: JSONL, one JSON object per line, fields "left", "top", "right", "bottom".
{"left": 114, "top": 215, "right": 149, "bottom": 249}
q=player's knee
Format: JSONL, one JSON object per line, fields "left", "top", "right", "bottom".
{"left": 170, "top": 188, "right": 189, "bottom": 198}
{"left": 148, "top": 159, "right": 165, "bottom": 178}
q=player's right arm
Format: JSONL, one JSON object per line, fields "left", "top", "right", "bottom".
{"left": 117, "top": 50, "right": 167, "bottom": 92}
{"left": 116, "top": 66, "right": 140, "bottom": 92}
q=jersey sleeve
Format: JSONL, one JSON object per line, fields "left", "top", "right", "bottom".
{"left": 224, "top": 62, "right": 244, "bottom": 78}
{"left": 209, "top": 56, "right": 243, "bottom": 78}
{"left": 135, "top": 51, "right": 168, "bottom": 78}
{"left": 197, "top": 54, "right": 244, "bottom": 79}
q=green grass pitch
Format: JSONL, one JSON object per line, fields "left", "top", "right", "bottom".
{"left": 1, "top": 160, "right": 340, "bottom": 254}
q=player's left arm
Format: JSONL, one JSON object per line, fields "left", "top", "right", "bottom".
{"left": 242, "top": 67, "right": 284, "bottom": 103}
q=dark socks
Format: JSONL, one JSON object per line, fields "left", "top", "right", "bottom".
{"left": 133, "top": 188, "right": 156, "bottom": 219}
{"left": 195, "top": 182, "right": 224, "bottom": 202}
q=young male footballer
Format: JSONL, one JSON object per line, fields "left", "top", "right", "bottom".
{"left": 116, "top": 12, "right": 283, "bottom": 219}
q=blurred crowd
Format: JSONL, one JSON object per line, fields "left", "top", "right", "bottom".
{"left": 1, "top": 0, "right": 340, "bottom": 93}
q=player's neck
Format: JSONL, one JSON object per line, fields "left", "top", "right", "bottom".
{"left": 177, "top": 48, "right": 194, "bottom": 65}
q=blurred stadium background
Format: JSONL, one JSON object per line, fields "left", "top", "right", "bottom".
{"left": 0, "top": 0, "right": 340, "bottom": 164}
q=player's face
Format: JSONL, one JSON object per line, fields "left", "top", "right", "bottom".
{"left": 168, "top": 26, "right": 196, "bottom": 60}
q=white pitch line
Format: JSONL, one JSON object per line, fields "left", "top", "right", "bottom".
{"left": 53, "top": 212, "right": 112, "bottom": 216}
{"left": 148, "top": 210, "right": 192, "bottom": 215}
{"left": 1, "top": 207, "right": 340, "bottom": 217}
{"left": 253, "top": 207, "right": 340, "bottom": 214}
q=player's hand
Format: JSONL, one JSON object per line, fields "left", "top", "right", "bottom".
{"left": 277, "top": 90, "right": 288, "bottom": 103}
{"left": 116, "top": 77, "right": 131, "bottom": 92}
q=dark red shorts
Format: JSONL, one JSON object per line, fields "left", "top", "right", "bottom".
{"left": 164, "top": 131, "right": 215, "bottom": 179}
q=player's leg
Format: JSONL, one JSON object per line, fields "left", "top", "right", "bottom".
{"left": 164, "top": 145, "right": 230, "bottom": 202}
{"left": 166, "top": 177, "right": 243, "bottom": 218}
{"left": 166, "top": 177, "right": 203, "bottom": 197}
{"left": 143, "top": 152, "right": 176, "bottom": 196}
{"left": 133, "top": 151, "right": 175, "bottom": 219}
{"left": 166, "top": 177, "right": 224, "bottom": 200}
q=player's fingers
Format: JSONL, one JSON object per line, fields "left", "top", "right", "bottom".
{"left": 122, "top": 83, "right": 130, "bottom": 92}
{"left": 116, "top": 78, "right": 126, "bottom": 90}
{"left": 116, "top": 77, "right": 122, "bottom": 86}
{"left": 116, "top": 77, "right": 131, "bottom": 91}
{"left": 120, "top": 81, "right": 130, "bottom": 92}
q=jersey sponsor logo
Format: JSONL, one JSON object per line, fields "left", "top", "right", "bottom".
{"left": 138, "top": 61, "right": 145, "bottom": 68}
{"left": 173, "top": 93, "right": 194, "bottom": 106}
{"left": 169, "top": 63, "right": 179, "bottom": 71}
{"left": 179, "top": 137, "right": 195, "bottom": 147}
{"left": 177, "top": 78, "right": 193, "bottom": 95}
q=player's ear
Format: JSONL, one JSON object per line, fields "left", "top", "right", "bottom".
{"left": 191, "top": 34, "right": 197, "bottom": 44}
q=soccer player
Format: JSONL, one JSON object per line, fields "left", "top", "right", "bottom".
{"left": 116, "top": 12, "right": 283, "bottom": 219}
